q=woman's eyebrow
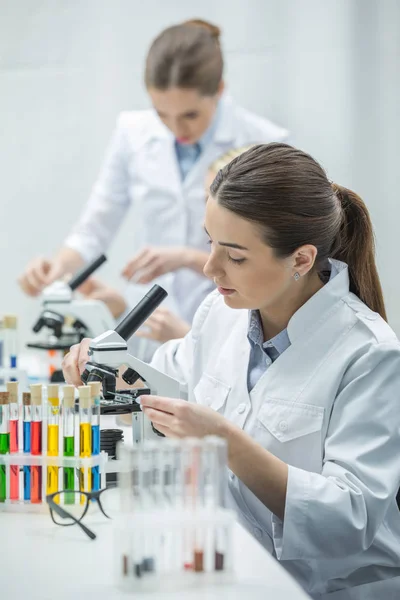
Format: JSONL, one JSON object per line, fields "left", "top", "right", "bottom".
{"left": 203, "top": 226, "right": 249, "bottom": 250}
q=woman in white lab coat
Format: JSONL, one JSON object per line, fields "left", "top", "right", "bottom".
{"left": 63, "top": 143, "right": 400, "bottom": 598}
{"left": 76, "top": 145, "right": 254, "bottom": 344}
{"left": 18, "top": 19, "right": 288, "bottom": 330}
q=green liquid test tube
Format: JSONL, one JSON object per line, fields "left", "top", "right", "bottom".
{"left": 0, "top": 392, "right": 10, "bottom": 502}
{"left": 63, "top": 386, "right": 75, "bottom": 504}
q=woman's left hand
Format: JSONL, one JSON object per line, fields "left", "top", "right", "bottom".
{"left": 136, "top": 308, "right": 190, "bottom": 343}
{"left": 140, "top": 395, "right": 228, "bottom": 439}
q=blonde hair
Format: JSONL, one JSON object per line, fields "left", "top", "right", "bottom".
{"left": 209, "top": 145, "right": 255, "bottom": 176}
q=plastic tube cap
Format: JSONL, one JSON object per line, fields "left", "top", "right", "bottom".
{"left": 63, "top": 385, "right": 75, "bottom": 408}
{"left": 47, "top": 384, "right": 60, "bottom": 407}
{"left": 78, "top": 385, "right": 92, "bottom": 408}
{"left": 0, "top": 392, "right": 10, "bottom": 405}
{"left": 6, "top": 381, "right": 18, "bottom": 403}
{"left": 30, "top": 384, "right": 43, "bottom": 406}
{"left": 88, "top": 381, "right": 101, "bottom": 398}
{"left": 3, "top": 315, "right": 17, "bottom": 329}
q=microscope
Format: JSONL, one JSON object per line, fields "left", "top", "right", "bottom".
{"left": 27, "top": 254, "right": 115, "bottom": 352}
{"left": 81, "top": 284, "right": 186, "bottom": 443}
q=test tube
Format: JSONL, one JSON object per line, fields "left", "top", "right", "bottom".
{"left": 46, "top": 384, "right": 60, "bottom": 499}
{"left": 30, "top": 384, "right": 43, "bottom": 503}
{"left": 140, "top": 443, "right": 157, "bottom": 574}
{"left": 7, "top": 382, "right": 19, "bottom": 500}
{"left": 22, "top": 392, "right": 31, "bottom": 500}
{"left": 78, "top": 385, "right": 92, "bottom": 500}
{"left": 0, "top": 392, "right": 10, "bottom": 502}
{"left": 160, "top": 439, "right": 181, "bottom": 573}
{"left": 179, "top": 438, "right": 200, "bottom": 571}
{"left": 204, "top": 436, "right": 228, "bottom": 571}
{"left": 88, "top": 382, "right": 101, "bottom": 492}
{"left": 63, "top": 386, "right": 75, "bottom": 503}
{"left": 3, "top": 315, "right": 18, "bottom": 374}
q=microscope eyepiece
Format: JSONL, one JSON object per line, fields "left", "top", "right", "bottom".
{"left": 115, "top": 284, "right": 167, "bottom": 341}
{"left": 68, "top": 254, "right": 107, "bottom": 291}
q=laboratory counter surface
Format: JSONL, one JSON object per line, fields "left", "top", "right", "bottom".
{"left": 0, "top": 510, "right": 310, "bottom": 600}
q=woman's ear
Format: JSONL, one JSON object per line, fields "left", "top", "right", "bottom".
{"left": 216, "top": 80, "right": 225, "bottom": 98}
{"left": 292, "top": 245, "right": 318, "bottom": 276}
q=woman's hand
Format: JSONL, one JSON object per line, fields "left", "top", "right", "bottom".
{"left": 121, "top": 246, "right": 188, "bottom": 283}
{"left": 18, "top": 257, "right": 64, "bottom": 296}
{"left": 62, "top": 338, "right": 93, "bottom": 386}
{"left": 136, "top": 308, "right": 190, "bottom": 343}
{"left": 77, "top": 277, "right": 127, "bottom": 318}
{"left": 140, "top": 395, "right": 230, "bottom": 439}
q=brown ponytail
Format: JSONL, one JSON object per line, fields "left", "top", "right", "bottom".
{"left": 210, "top": 143, "right": 387, "bottom": 321}
{"left": 331, "top": 184, "right": 387, "bottom": 320}
{"left": 145, "top": 19, "right": 223, "bottom": 95}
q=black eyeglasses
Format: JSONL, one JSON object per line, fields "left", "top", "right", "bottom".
{"left": 46, "top": 486, "right": 117, "bottom": 540}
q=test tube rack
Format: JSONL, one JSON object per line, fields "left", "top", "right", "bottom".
{"left": 0, "top": 452, "right": 108, "bottom": 512}
{"left": 0, "top": 383, "right": 108, "bottom": 511}
{"left": 115, "top": 437, "right": 235, "bottom": 592}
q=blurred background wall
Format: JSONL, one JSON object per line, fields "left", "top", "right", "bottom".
{"left": 1, "top": 0, "right": 399, "bottom": 343}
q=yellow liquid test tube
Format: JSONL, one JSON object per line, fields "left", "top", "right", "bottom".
{"left": 46, "top": 385, "right": 60, "bottom": 500}
{"left": 78, "top": 386, "right": 92, "bottom": 503}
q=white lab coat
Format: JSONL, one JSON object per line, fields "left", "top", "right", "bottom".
{"left": 151, "top": 260, "right": 400, "bottom": 599}
{"left": 64, "top": 94, "right": 289, "bottom": 325}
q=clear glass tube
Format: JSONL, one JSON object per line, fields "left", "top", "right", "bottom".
{"left": 91, "top": 388, "right": 101, "bottom": 491}
{"left": 0, "top": 398, "right": 10, "bottom": 503}
{"left": 63, "top": 402, "right": 75, "bottom": 503}
{"left": 203, "top": 436, "right": 228, "bottom": 508}
{"left": 4, "top": 316, "right": 18, "bottom": 369}
{"left": 22, "top": 395, "right": 31, "bottom": 501}
{"left": 31, "top": 403, "right": 42, "bottom": 503}
{"left": 9, "top": 399, "right": 19, "bottom": 501}
{"left": 47, "top": 390, "right": 60, "bottom": 498}
{"left": 79, "top": 387, "right": 92, "bottom": 499}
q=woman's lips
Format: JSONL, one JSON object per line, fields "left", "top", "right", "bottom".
{"left": 217, "top": 286, "right": 236, "bottom": 296}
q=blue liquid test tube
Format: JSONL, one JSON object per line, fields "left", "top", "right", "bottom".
{"left": 88, "top": 382, "right": 101, "bottom": 491}
{"left": 23, "top": 392, "right": 31, "bottom": 500}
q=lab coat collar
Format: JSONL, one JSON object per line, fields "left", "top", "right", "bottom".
{"left": 212, "top": 93, "right": 237, "bottom": 145}
{"left": 287, "top": 259, "right": 349, "bottom": 344}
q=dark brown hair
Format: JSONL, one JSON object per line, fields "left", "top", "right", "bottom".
{"left": 210, "top": 143, "right": 387, "bottom": 320}
{"left": 145, "top": 19, "right": 223, "bottom": 95}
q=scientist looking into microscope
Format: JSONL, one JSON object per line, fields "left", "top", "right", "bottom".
{"left": 18, "top": 19, "right": 288, "bottom": 354}
{"left": 64, "top": 143, "right": 400, "bottom": 599}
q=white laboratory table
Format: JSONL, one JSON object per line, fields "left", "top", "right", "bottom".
{"left": 0, "top": 508, "right": 310, "bottom": 600}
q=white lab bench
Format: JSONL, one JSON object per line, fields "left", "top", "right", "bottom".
{"left": 0, "top": 508, "right": 310, "bottom": 600}
{"left": 0, "top": 409, "right": 310, "bottom": 599}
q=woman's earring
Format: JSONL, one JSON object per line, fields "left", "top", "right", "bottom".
{"left": 294, "top": 272, "right": 300, "bottom": 281}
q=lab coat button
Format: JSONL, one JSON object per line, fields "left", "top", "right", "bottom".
{"left": 229, "top": 471, "right": 235, "bottom": 481}
{"left": 279, "top": 420, "right": 288, "bottom": 432}
{"left": 237, "top": 403, "right": 246, "bottom": 414}
{"left": 254, "top": 527, "right": 262, "bottom": 539}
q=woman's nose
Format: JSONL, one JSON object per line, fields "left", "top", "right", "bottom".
{"left": 203, "top": 251, "right": 223, "bottom": 280}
